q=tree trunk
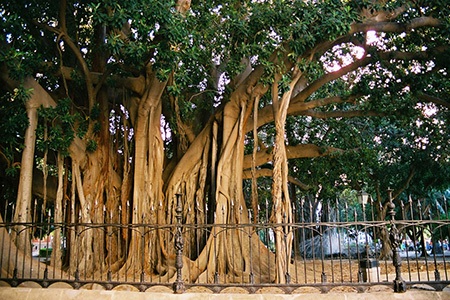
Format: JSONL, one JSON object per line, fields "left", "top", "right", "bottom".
{"left": 122, "top": 68, "right": 168, "bottom": 276}
{"left": 379, "top": 228, "right": 392, "bottom": 259}
{"left": 12, "top": 78, "right": 57, "bottom": 254}
{"left": 0, "top": 212, "right": 63, "bottom": 279}
{"left": 51, "top": 152, "right": 64, "bottom": 269}
{"left": 12, "top": 105, "right": 36, "bottom": 254}
{"left": 270, "top": 70, "right": 301, "bottom": 283}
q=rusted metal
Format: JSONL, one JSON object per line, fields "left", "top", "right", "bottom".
{"left": 388, "top": 189, "right": 407, "bottom": 293}
{"left": 173, "top": 193, "right": 185, "bottom": 294}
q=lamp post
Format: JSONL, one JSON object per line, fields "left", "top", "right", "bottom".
{"left": 357, "top": 191, "right": 369, "bottom": 208}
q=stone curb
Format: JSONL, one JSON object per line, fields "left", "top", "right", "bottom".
{"left": 0, "top": 288, "right": 449, "bottom": 300}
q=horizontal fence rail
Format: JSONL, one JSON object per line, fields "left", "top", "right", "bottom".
{"left": 0, "top": 195, "right": 449, "bottom": 294}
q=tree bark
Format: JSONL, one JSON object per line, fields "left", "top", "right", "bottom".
{"left": 270, "top": 69, "right": 302, "bottom": 283}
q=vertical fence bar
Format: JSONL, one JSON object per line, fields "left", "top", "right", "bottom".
{"left": 11, "top": 204, "right": 18, "bottom": 286}
{"left": 239, "top": 205, "right": 244, "bottom": 284}
{"left": 319, "top": 211, "right": 326, "bottom": 284}
{"left": 248, "top": 209, "right": 254, "bottom": 284}
{"left": 31, "top": 200, "right": 37, "bottom": 280}
{"left": 173, "top": 193, "right": 185, "bottom": 293}
{"left": 21, "top": 206, "right": 29, "bottom": 280}
{"left": 300, "top": 198, "right": 307, "bottom": 283}
{"left": 230, "top": 201, "right": 235, "bottom": 283}
{"left": 309, "top": 199, "right": 317, "bottom": 283}
{"left": 284, "top": 212, "right": 291, "bottom": 284}
{"left": 400, "top": 200, "right": 412, "bottom": 282}
{"left": 336, "top": 197, "right": 344, "bottom": 283}
{"left": 0, "top": 202, "right": 7, "bottom": 275}
{"left": 107, "top": 206, "right": 112, "bottom": 284}
{"left": 443, "top": 196, "right": 449, "bottom": 281}
{"left": 292, "top": 201, "right": 298, "bottom": 283}
{"left": 429, "top": 207, "right": 440, "bottom": 281}
{"left": 204, "top": 202, "right": 209, "bottom": 284}
{"left": 418, "top": 200, "right": 431, "bottom": 280}
{"left": 355, "top": 208, "right": 362, "bottom": 283}
{"left": 214, "top": 211, "right": 219, "bottom": 284}
{"left": 265, "top": 199, "right": 271, "bottom": 283}
{"left": 257, "top": 205, "right": 262, "bottom": 284}
{"left": 43, "top": 208, "right": 50, "bottom": 285}
{"left": 387, "top": 189, "right": 407, "bottom": 293}
{"left": 140, "top": 213, "right": 145, "bottom": 285}
{"left": 326, "top": 202, "right": 334, "bottom": 283}
{"left": 408, "top": 195, "right": 421, "bottom": 282}
{"left": 84, "top": 206, "right": 88, "bottom": 282}
{"left": 74, "top": 210, "right": 81, "bottom": 288}
{"left": 370, "top": 196, "right": 381, "bottom": 283}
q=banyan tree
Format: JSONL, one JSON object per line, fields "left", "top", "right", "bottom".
{"left": 0, "top": 0, "right": 449, "bottom": 285}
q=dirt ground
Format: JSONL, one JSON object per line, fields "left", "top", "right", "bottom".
{"left": 288, "top": 258, "right": 450, "bottom": 284}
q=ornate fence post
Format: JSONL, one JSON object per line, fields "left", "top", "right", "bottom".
{"left": 173, "top": 193, "right": 185, "bottom": 294}
{"left": 387, "top": 189, "right": 407, "bottom": 293}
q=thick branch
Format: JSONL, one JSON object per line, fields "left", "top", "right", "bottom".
{"left": 417, "top": 93, "right": 450, "bottom": 109}
{"left": 379, "top": 46, "right": 448, "bottom": 61}
{"left": 351, "top": 16, "right": 441, "bottom": 34}
{"left": 59, "top": 0, "right": 67, "bottom": 33}
{"left": 242, "top": 168, "right": 311, "bottom": 191}
{"left": 297, "top": 109, "right": 386, "bottom": 119}
{"left": 392, "top": 167, "right": 416, "bottom": 201}
{"left": 289, "top": 95, "right": 359, "bottom": 113}
{"left": 243, "top": 144, "right": 343, "bottom": 170}
{"left": 291, "top": 56, "right": 372, "bottom": 104}
{"left": 247, "top": 94, "right": 361, "bottom": 132}
{"left": 31, "top": 20, "right": 96, "bottom": 108}
{"left": 56, "top": 65, "right": 146, "bottom": 96}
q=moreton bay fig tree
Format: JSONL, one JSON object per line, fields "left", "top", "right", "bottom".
{"left": 0, "top": 0, "right": 448, "bottom": 283}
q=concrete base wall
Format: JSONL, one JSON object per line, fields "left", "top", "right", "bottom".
{"left": 0, "top": 287, "right": 449, "bottom": 300}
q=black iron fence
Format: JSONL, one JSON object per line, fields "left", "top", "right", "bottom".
{"left": 0, "top": 193, "right": 449, "bottom": 294}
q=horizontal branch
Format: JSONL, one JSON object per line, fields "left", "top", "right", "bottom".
{"left": 291, "top": 56, "right": 372, "bottom": 104}
{"left": 297, "top": 109, "right": 386, "bottom": 119}
{"left": 378, "top": 46, "right": 448, "bottom": 61}
{"left": 242, "top": 168, "right": 311, "bottom": 190}
{"left": 246, "top": 94, "right": 361, "bottom": 133}
{"left": 417, "top": 93, "right": 450, "bottom": 109}
{"left": 57, "top": 65, "right": 146, "bottom": 96}
{"left": 289, "top": 95, "right": 360, "bottom": 114}
{"left": 351, "top": 16, "right": 441, "bottom": 34}
{"left": 243, "top": 144, "right": 343, "bottom": 170}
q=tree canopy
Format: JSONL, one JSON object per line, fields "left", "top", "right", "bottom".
{"left": 1, "top": 0, "right": 449, "bottom": 283}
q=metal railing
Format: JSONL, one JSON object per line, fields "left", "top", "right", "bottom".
{"left": 0, "top": 193, "right": 449, "bottom": 294}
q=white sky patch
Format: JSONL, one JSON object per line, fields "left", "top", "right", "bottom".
{"left": 366, "top": 31, "right": 378, "bottom": 45}
{"left": 416, "top": 102, "right": 438, "bottom": 118}
{"left": 323, "top": 31, "right": 381, "bottom": 73}
{"left": 373, "top": 136, "right": 382, "bottom": 144}
{"left": 161, "top": 115, "right": 171, "bottom": 142}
